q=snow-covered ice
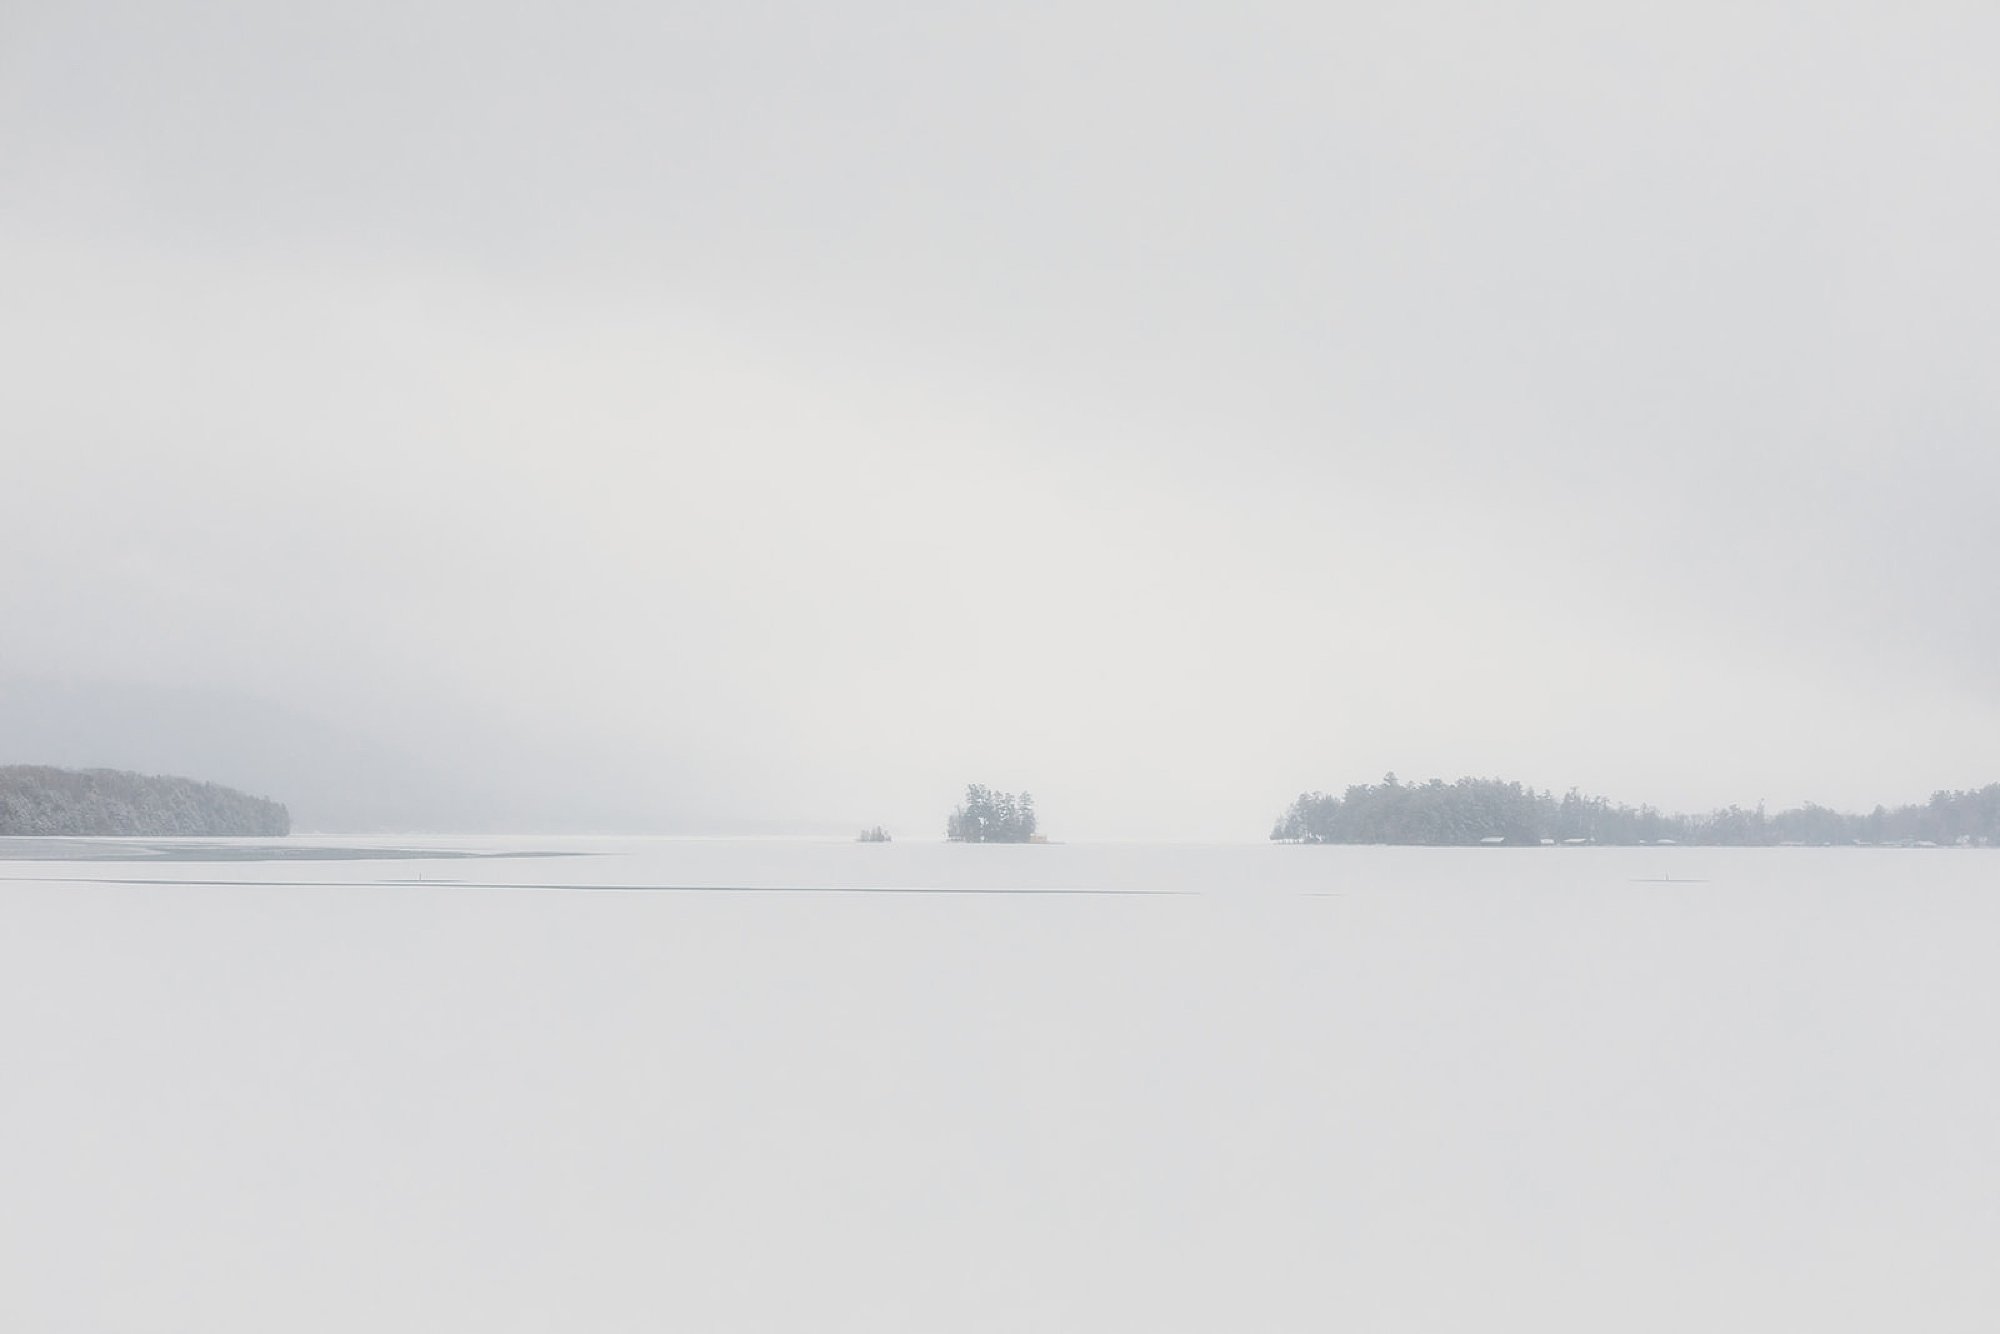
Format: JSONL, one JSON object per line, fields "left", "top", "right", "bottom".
{"left": 2, "top": 839, "right": 1994, "bottom": 1331}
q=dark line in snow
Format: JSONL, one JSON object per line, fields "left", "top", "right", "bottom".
{"left": 4, "top": 877, "right": 1191, "bottom": 896}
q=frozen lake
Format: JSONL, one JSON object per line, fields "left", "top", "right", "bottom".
{"left": 3, "top": 838, "right": 1995, "bottom": 1331}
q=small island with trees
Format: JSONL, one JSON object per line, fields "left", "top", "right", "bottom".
{"left": 1271, "top": 774, "right": 2000, "bottom": 847}
{"left": 946, "top": 784, "right": 1041, "bottom": 843}
{"left": 0, "top": 765, "right": 290, "bottom": 837}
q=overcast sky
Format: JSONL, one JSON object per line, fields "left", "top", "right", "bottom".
{"left": 4, "top": 0, "right": 1997, "bottom": 837}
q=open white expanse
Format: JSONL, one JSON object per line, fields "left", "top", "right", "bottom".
{"left": 3, "top": 839, "right": 1995, "bottom": 1331}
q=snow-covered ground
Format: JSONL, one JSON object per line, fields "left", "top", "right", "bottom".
{"left": 3, "top": 840, "right": 1994, "bottom": 1331}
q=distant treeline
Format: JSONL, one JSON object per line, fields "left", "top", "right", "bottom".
{"left": 0, "top": 765, "right": 290, "bottom": 837}
{"left": 1272, "top": 774, "right": 2000, "bottom": 847}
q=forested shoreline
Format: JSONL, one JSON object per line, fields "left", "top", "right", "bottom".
{"left": 1272, "top": 775, "right": 2000, "bottom": 847}
{"left": 0, "top": 766, "right": 289, "bottom": 837}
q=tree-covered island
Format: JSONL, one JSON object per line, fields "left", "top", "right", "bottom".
{"left": 0, "top": 765, "right": 290, "bottom": 837}
{"left": 946, "top": 785, "right": 1040, "bottom": 843}
{"left": 1272, "top": 774, "right": 2000, "bottom": 847}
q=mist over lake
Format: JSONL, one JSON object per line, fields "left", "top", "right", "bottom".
{"left": 7, "top": 0, "right": 2000, "bottom": 1326}
{"left": 4, "top": 839, "right": 1994, "bottom": 1331}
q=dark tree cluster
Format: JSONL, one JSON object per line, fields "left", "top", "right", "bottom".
{"left": 1272, "top": 775, "right": 1555, "bottom": 845}
{"left": 946, "top": 785, "right": 1038, "bottom": 843}
{"left": 857, "top": 825, "right": 892, "bottom": 843}
{"left": 0, "top": 765, "right": 290, "bottom": 837}
{"left": 1271, "top": 774, "right": 2000, "bottom": 847}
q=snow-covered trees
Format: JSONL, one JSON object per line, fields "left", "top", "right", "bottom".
{"left": 0, "top": 766, "right": 289, "bottom": 836}
{"left": 1270, "top": 775, "right": 2000, "bottom": 846}
{"left": 946, "top": 785, "right": 1038, "bottom": 843}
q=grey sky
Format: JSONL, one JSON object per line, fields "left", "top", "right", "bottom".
{"left": 4, "top": 0, "right": 1997, "bottom": 836}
